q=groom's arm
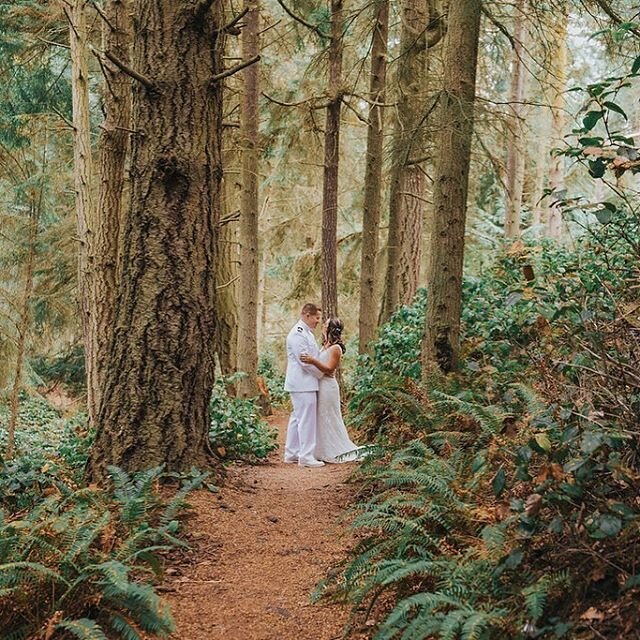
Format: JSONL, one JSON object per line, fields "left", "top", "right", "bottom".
{"left": 289, "top": 333, "right": 324, "bottom": 379}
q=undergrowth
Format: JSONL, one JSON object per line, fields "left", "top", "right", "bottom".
{"left": 321, "top": 69, "right": 640, "bottom": 638}
{"left": 0, "top": 464, "right": 207, "bottom": 639}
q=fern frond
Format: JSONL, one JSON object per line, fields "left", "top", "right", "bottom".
{"left": 56, "top": 618, "right": 109, "bottom": 640}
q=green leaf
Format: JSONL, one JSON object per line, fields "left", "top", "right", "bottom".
{"left": 597, "top": 514, "right": 622, "bottom": 537}
{"left": 582, "top": 110, "right": 604, "bottom": 131}
{"left": 534, "top": 433, "right": 552, "bottom": 452}
{"left": 578, "top": 136, "right": 604, "bottom": 147}
{"left": 588, "top": 158, "right": 606, "bottom": 178}
{"left": 623, "top": 574, "right": 640, "bottom": 590}
{"left": 631, "top": 54, "right": 640, "bottom": 75}
{"left": 603, "top": 101, "right": 628, "bottom": 120}
{"left": 492, "top": 467, "right": 506, "bottom": 497}
{"left": 595, "top": 208, "right": 613, "bottom": 224}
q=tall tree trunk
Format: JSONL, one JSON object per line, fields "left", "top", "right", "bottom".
{"left": 87, "top": 0, "right": 225, "bottom": 479}
{"left": 321, "top": 0, "right": 343, "bottom": 319}
{"left": 215, "top": 214, "right": 239, "bottom": 378}
{"left": 422, "top": 0, "right": 482, "bottom": 374}
{"left": 397, "top": 166, "right": 424, "bottom": 304}
{"left": 504, "top": 0, "right": 528, "bottom": 239}
{"left": 358, "top": 0, "right": 388, "bottom": 354}
{"left": 380, "top": 0, "right": 441, "bottom": 323}
{"left": 66, "top": 0, "right": 94, "bottom": 415}
{"left": 92, "top": 0, "right": 132, "bottom": 425}
{"left": 237, "top": 0, "right": 261, "bottom": 398}
{"left": 546, "top": 11, "right": 568, "bottom": 239}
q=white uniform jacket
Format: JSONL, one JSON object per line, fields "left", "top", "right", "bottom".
{"left": 284, "top": 321, "right": 323, "bottom": 392}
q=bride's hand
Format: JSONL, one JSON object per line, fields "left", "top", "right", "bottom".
{"left": 300, "top": 353, "right": 313, "bottom": 363}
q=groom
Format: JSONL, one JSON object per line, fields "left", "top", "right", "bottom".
{"left": 284, "top": 303, "right": 325, "bottom": 468}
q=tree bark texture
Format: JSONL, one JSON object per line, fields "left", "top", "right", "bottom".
{"left": 546, "top": 11, "right": 567, "bottom": 239}
{"left": 422, "top": 0, "right": 482, "bottom": 374}
{"left": 397, "top": 166, "right": 424, "bottom": 305}
{"left": 237, "top": 0, "right": 261, "bottom": 398}
{"left": 215, "top": 201, "right": 239, "bottom": 379}
{"left": 321, "top": 0, "right": 343, "bottom": 319}
{"left": 92, "top": 0, "right": 132, "bottom": 426}
{"left": 379, "top": 0, "right": 432, "bottom": 324}
{"left": 504, "top": 0, "right": 528, "bottom": 239}
{"left": 67, "top": 0, "right": 95, "bottom": 420}
{"left": 87, "top": 0, "right": 225, "bottom": 479}
{"left": 358, "top": 0, "right": 388, "bottom": 354}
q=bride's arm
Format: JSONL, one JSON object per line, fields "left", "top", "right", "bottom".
{"left": 300, "top": 345, "right": 341, "bottom": 375}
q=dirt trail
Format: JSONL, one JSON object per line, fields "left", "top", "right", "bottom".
{"left": 163, "top": 410, "right": 358, "bottom": 640}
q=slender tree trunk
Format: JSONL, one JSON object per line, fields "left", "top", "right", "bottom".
{"left": 546, "top": 11, "right": 567, "bottom": 239}
{"left": 531, "top": 110, "right": 550, "bottom": 230}
{"left": 237, "top": 0, "right": 261, "bottom": 398}
{"left": 422, "top": 0, "right": 482, "bottom": 374}
{"left": 7, "top": 204, "right": 40, "bottom": 459}
{"left": 397, "top": 166, "right": 424, "bottom": 304}
{"left": 504, "top": 0, "right": 528, "bottom": 239}
{"left": 66, "top": 0, "right": 94, "bottom": 415}
{"left": 215, "top": 215, "right": 239, "bottom": 378}
{"left": 321, "top": 0, "right": 343, "bottom": 319}
{"left": 87, "top": 0, "right": 225, "bottom": 479}
{"left": 358, "top": 0, "right": 388, "bottom": 354}
{"left": 92, "top": 0, "right": 132, "bottom": 425}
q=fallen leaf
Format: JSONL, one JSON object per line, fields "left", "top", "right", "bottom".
{"left": 581, "top": 607, "right": 605, "bottom": 621}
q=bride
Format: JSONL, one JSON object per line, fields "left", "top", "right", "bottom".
{"left": 300, "top": 318, "right": 362, "bottom": 463}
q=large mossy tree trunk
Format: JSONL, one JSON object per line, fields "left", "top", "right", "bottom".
{"left": 422, "top": 0, "right": 482, "bottom": 374}
{"left": 87, "top": 0, "right": 225, "bottom": 480}
{"left": 380, "top": 0, "right": 442, "bottom": 324}
{"left": 321, "top": 0, "right": 343, "bottom": 319}
{"left": 92, "top": 0, "right": 132, "bottom": 425}
{"left": 379, "top": 0, "right": 428, "bottom": 324}
{"left": 358, "top": 0, "right": 388, "bottom": 355}
{"left": 237, "top": 0, "right": 261, "bottom": 399}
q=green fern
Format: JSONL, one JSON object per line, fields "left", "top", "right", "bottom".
{"left": 56, "top": 618, "right": 110, "bottom": 640}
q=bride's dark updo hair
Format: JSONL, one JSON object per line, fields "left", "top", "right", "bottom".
{"left": 325, "top": 317, "right": 346, "bottom": 353}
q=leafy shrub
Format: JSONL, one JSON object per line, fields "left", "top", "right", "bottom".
{"left": 0, "top": 465, "right": 206, "bottom": 640}
{"left": 334, "top": 181, "right": 640, "bottom": 636}
{"left": 257, "top": 352, "right": 288, "bottom": 406}
{"left": 209, "top": 377, "right": 277, "bottom": 461}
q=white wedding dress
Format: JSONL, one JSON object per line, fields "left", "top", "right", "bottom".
{"left": 315, "top": 348, "right": 362, "bottom": 463}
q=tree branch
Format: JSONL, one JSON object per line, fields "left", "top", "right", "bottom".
{"left": 215, "top": 6, "right": 249, "bottom": 35}
{"left": 274, "top": 0, "right": 327, "bottom": 39}
{"left": 592, "top": 0, "right": 640, "bottom": 37}
{"left": 481, "top": 4, "right": 516, "bottom": 49}
{"left": 262, "top": 92, "right": 327, "bottom": 109}
{"left": 103, "top": 49, "right": 157, "bottom": 91}
{"left": 89, "top": 0, "right": 115, "bottom": 32}
{"left": 211, "top": 55, "right": 260, "bottom": 83}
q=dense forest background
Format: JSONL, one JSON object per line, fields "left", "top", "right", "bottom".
{"left": 1, "top": 0, "right": 639, "bottom": 638}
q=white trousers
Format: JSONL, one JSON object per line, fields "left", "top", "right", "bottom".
{"left": 285, "top": 391, "right": 317, "bottom": 463}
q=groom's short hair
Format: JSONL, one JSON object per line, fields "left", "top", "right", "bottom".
{"left": 301, "top": 302, "right": 320, "bottom": 316}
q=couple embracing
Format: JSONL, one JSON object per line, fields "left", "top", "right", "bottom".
{"left": 283, "top": 303, "right": 361, "bottom": 468}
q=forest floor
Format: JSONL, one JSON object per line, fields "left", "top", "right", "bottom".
{"left": 161, "top": 410, "right": 363, "bottom": 640}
